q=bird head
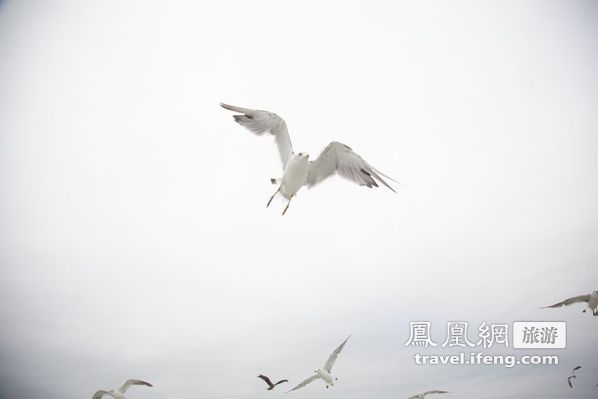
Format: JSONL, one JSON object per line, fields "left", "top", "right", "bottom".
{"left": 297, "top": 152, "right": 310, "bottom": 160}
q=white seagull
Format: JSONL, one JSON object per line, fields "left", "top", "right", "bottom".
{"left": 542, "top": 290, "right": 598, "bottom": 316}
{"left": 92, "top": 379, "right": 153, "bottom": 399}
{"left": 221, "top": 103, "right": 396, "bottom": 215}
{"left": 287, "top": 335, "right": 351, "bottom": 392}
{"left": 408, "top": 390, "right": 449, "bottom": 399}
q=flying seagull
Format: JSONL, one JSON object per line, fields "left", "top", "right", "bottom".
{"left": 287, "top": 335, "right": 351, "bottom": 392}
{"left": 221, "top": 103, "right": 396, "bottom": 215}
{"left": 92, "top": 379, "right": 153, "bottom": 399}
{"left": 568, "top": 366, "right": 583, "bottom": 388}
{"left": 568, "top": 375, "right": 576, "bottom": 389}
{"left": 408, "top": 390, "right": 449, "bottom": 399}
{"left": 542, "top": 291, "right": 598, "bottom": 316}
{"left": 257, "top": 375, "right": 288, "bottom": 390}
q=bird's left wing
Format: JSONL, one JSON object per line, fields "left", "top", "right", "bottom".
{"left": 323, "top": 335, "right": 351, "bottom": 373}
{"left": 423, "top": 390, "right": 449, "bottom": 396}
{"left": 543, "top": 295, "right": 591, "bottom": 308}
{"left": 92, "top": 391, "right": 117, "bottom": 399}
{"left": 220, "top": 103, "right": 294, "bottom": 168}
{"left": 306, "top": 142, "right": 395, "bottom": 192}
{"left": 287, "top": 374, "right": 320, "bottom": 392}
{"left": 257, "top": 375, "right": 274, "bottom": 388}
{"left": 118, "top": 379, "right": 153, "bottom": 393}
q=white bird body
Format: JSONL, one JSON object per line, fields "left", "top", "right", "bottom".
{"left": 221, "top": 103, "right": 396, "bottom": 214}
{"left": 589, "top": 291, "right": 598, "bottom": 313}
{"left": 280, "top": 153, "right": 310, "bottom": 199}
{"left": 316, "top": 368, "right": 335, "bottom": 387}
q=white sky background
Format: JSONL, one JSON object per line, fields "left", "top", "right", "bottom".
{"left": 1, "top": 0, "right": 597, "bottom": 398}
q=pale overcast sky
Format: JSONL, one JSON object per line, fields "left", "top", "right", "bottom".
{"left": 1, "top": 1, "right": 597, "bottom": 399}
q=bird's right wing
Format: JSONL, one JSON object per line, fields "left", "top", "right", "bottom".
{"left": 220, "top": 103, "right": 294, "bottom": 168}
{"left": 92, "top": 391, "right": 117, "bottom": 399}
{"left": 543, "top": 295, "right": 591, "bottom": 308}
{"left": 287, "top": 374, "right": 320, "bottom": 392}
{"left": 568, "top": 376, "right": 575, "bottom": 388}
{"left": 323, "top": 335, "right": 351, "bottom": 373}
{"left": 306, "top": 142, "right": 395, "bottom": 192}
{"left": 117, "top": 379, "right": 153, "bottom": 393}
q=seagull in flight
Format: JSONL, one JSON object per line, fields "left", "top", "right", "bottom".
{"left": 221, "top": 103, "right": 396, "bottom": 215}
{"left": 568, "top": 366, "right": 582, "bottom": 388}
{"left": 542, "top": 290, "right": 598, "bottom": 316}
{"left": 257, "top": 375, "right": 288, "bottom": 390}
{"left": 92, "top": 379, "right": 153, "bottom": 399}
{"left": 287, "top": 335, "right": 350, "bottom": 392}
{"left": 408, "top": 390, "right": 449, "bottom": 399}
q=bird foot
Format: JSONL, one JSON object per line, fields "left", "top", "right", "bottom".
{"left": 282, "top": 202, "right": 290, "bottom": 215}
{"left": 267, "top": 189, "right": 279, "bottom": 208}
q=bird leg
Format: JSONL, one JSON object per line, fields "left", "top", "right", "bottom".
{"left": 282, "top": 196, "right": 292, "bottom": 215}
{"left": 267, "top": 188, "right": 280, "bottom": 207}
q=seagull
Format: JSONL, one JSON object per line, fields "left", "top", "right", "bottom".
{"left": 408, "top": 390, "right": 449, "bottom": 399}
{"left": 257, "top": 375, "right": 289, "bottom": 390}
{"left": 92, "top": 379, "right": 153, "bottom": 399}
{"left": 542, "top": 291, "right": 598, "bottom": 316}
{"left": 221, "top": 103, "right": 396, "bottom": 215}
{"left": 287, "top": 335, "right": 350, "bottom": 392}
{"left": 568, "top": 366, "right": 583, "bottom": 388}
{"left": 568, "top": 375, "right": 576, "bottom": 389}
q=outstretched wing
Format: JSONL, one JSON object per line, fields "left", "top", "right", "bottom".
{"left": 257, "top": 375, "right": 274, "bottom": 388}
{"left": 543, "top": 295, "right": 591, "bottom": 308}
{"left": 306, "top": 142, "right": 395, "bottom": 192}
{"left": 568, "top": 376, "right": 575, "bottom": 388}
{"left": 423, "top": 390, "right": 449, "bottom": 396}
{"left": 221, "top": 103, "right": 294, "bottom": 168}
{"left": 273, "top": 379, "right": 289, "bottom": 387}
{"left": 323, "top": 335, "right": 351, "bottom": 373}
{"left": 287, "top": 374, "right": 320, "bottom": 392}
{"left": 117, "top": 379, "right": 153, "bottom": 394}
{"left": 92, "top": 391, "right": 117, "bottom": 399}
